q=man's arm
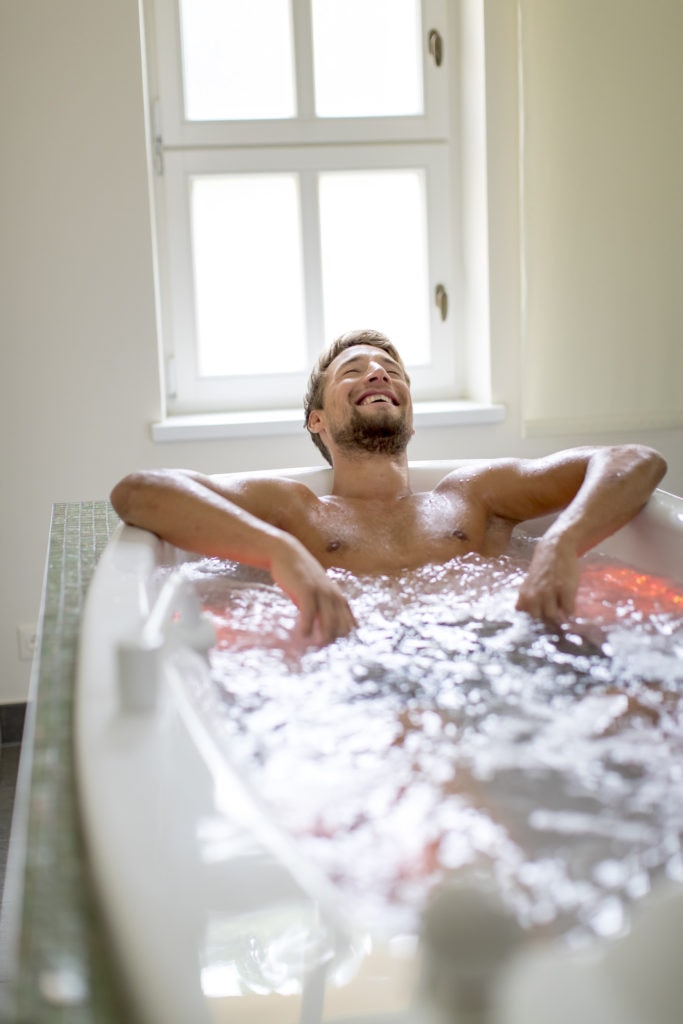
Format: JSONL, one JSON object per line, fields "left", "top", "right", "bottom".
{"left": 464, "top": 445, "right": 667, "bottom": 622}
{"left": 110, "top": 469, "right": 355, "bottom": 644}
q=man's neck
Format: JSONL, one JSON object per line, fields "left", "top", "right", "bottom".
{"left": 329, "top": 452, "right": 412, "bottom": 500}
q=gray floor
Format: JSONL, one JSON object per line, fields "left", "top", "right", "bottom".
{"left": 0, "top": 744, "right": 20, "bottom": 901}
{"left": 0, "top": 704, "right": 25, "bottom": 917}
{"left": 0, "top": 742, "right": 22, "bottom": 1011}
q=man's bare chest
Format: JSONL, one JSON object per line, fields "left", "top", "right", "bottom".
{"left": 290, "top": 491, "right": 506, "bottom": 573}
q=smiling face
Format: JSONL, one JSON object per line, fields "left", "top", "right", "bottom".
{"left": 308, "top": 344, "right": 415, "bottom": 461}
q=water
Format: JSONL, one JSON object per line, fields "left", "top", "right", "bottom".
{"left": 177, "top": 538, "right": 683, "bottom": 944}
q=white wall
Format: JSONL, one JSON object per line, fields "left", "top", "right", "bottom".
{"left": 1, "top": 0, "right": 681, "bottom": 704}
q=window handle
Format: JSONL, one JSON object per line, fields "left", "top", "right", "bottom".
{"left": 435, "top": 283, "right": 448, "bottom": 321}
{"left": 428, "top": 29, "right": 443, "bottom": 67}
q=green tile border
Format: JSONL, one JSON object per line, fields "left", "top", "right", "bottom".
{"left": 7, "top": 502, "right": 130, "bottom": 1023}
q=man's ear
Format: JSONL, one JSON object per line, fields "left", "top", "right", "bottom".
{"left": 307, "top": 409, "right": 325, "bottom": 435}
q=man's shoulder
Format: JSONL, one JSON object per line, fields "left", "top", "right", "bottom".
{"left": 210, "top": 470, "right": 325, "bottom": 504}
{"left": 431, "top": 458, "right": 533, "bottom": 506}
{"left": 432, "top": 458, "right": 507, "bottom": 489}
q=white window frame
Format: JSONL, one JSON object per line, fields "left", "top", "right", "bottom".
{"left": 145, "top": 0, "right": 467, "bottom": 419}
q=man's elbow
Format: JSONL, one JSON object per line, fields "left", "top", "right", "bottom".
{"left": 651, "top": 448, "right": 668, "bottom": 485}
{"left": 610, "top": 445, "right": 667, "bottom": 506}
{"left": 110, "top": 470, "right": 158, "bottom": 524}
{"left": 633, "top": 445, "right": 668, "bottom": 490}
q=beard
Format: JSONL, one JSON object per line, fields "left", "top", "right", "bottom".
{"left": 329, "top": 405, "right": 413, "bottom": 458}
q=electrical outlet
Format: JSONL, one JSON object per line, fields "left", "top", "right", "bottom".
{"left": 17, "top": 623, "right": 38, "bottom": 661}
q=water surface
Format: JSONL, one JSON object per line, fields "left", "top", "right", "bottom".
{"left": 180, "top": 539, "right": 683, "bottom": 943}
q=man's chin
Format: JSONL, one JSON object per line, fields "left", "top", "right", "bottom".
{"left": 332, "top": 411, "right": 413, "bottom": 456}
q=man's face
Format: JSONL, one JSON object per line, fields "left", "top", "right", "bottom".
{"left": 309, "top": 345, "right": 414, "bottom": 458}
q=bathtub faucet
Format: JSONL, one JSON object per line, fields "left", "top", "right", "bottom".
{"left": 117, "top": 574, "right": 216, "bottom": 714}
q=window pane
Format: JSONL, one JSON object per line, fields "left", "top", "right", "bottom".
{"left": 191, "top": 175, "right": 307, "bottom": 376}
{"left": 318, "top": 170, "right": 431, "bottom": 363}
{"left": 312, "top": 0, "right": 423, "bottom": 118}
{"left": 178, "top": 0, "right": 296, "bottom": 120}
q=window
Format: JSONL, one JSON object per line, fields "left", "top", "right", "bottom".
{"left": 145, "top": 0, "right": 459, "bottom": 417}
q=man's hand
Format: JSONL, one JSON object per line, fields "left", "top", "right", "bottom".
{"left": 269, "top": 535, "right": 356, "bottom": 645}
{"left": 515, "top": 535, "right": 580, "bottom": 624}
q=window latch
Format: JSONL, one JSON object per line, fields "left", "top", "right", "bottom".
{"left": 435, "top": 283, "right": 448, "bottom": 321}
{"left": 428, "top": 29, "right": 443, "bottom": 67}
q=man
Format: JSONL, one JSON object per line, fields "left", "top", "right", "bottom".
{"left": 111, "top": 330, "right": 667, "bottom": 645}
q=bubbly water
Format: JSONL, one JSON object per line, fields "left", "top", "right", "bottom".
{"left": 179, "top": 538, "right": 683, "bottom": 943}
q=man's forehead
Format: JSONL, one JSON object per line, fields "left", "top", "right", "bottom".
{"left": 329, "top": 344, "right": 403, "bottom": 373}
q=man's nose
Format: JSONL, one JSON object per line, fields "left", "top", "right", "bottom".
{"left": 365, "top": 361, "right": 389, "bottom": 382}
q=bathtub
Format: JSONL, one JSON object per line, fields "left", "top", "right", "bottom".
{"left": 75, "top": 460, "right": 683, "bottom": 1024}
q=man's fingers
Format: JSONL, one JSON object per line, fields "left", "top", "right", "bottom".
{"left": 296, "top": 589, "right": 356, "bottom": 646}
{"left": 296, "top": 596, "right": 317, "bottom": 639}
{"left": 516, "top": 583, "right": 575, "bottom": 625}
{"left": 312, "top": 592, "right": 357, "bottom": 644}
{"left": 517, "top": 539, "right": 581, "bottom": 625}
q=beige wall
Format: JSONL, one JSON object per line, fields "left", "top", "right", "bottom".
{"left": 519, "top": 0, "right": 683, "bottom": 434}
{"left": 1, "top": 0, "right": 681, "bottom": 704}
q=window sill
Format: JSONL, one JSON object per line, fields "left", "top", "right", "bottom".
{"left": 151, "top": 401, "right": 506, "bottom": 442}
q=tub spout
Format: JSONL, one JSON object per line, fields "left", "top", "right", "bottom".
{"left": 116, "top": 574, "right": 215, "bottom": 715}
{"left": 417, "top": 879, "right": 524, "bottom": 1024}
{"left": 117, "top": 629, "right": 164, "bottom": 714}
{"left": 149, "top": 576, "right": 216, "bottom": 655}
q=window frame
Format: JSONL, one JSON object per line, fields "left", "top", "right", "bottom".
{"left": 145, "top": 0, "right": 464, "bottom": 418}
{"left": 153, "top": 0, "right": 450, "bottom": 148}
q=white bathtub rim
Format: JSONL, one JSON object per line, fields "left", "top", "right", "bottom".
{"left": 74, "top": 516, "right": 367, "bottom": 1024}
{"left": 75, "top": 532, "right": 213, "bottom": 1024}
